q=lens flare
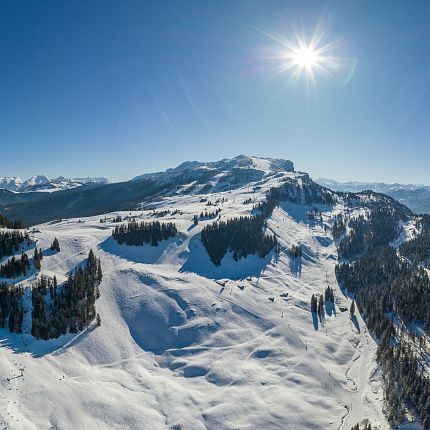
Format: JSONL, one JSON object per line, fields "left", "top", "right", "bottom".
{"left": 259, "top": 27, "right": 342, "bottom": 88}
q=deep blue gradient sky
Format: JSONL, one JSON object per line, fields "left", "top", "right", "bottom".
{"left": 1, "top": 1, "right": 429, "bottom": 183}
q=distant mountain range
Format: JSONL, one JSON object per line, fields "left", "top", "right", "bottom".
{"left": 0, "top": 175, "right": 108, "bottom": 193}
{"left": 1, "top": 156, "right": 428, "bottom": 226}
{"left": 0, "top": 155, "right": 294, "bottom": 225}
{"left": 317, "top": 178, "right": 430, "bottom": 214}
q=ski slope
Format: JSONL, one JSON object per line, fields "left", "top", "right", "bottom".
{"left": 0, "top": 167, "right": 389, "bottom": 430}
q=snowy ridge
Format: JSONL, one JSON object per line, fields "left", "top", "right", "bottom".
{"left": 0, "top": 176, "right": 108, "bottom": 193}
{"left": 317, "top": 178, "right": 430, "bottom": 215}
{"left": 0, "top": 162, "right": 389, "bottom": 429}
{"left": 133, "top": 155, "right": 294, "bottom": 181}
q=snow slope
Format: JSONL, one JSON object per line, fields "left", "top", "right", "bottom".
{"left": 0, "top": 168, "right": 388, "bottom": 429}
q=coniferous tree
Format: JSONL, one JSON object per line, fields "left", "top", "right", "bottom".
{"left": 31, "top": 250, "right": 102, "bottom": 340}
{"left": 318, "top": 295, "right": 325, "bottom": 320}
{"left": 335, "top": 200, "right": 430, "bottom": 425}
{"left": 113, "top": 221, "right": 177, "bottom": 247}
{"left": 0, "top": 230, "right": 30, "bottom": 261}
{"left": 0, "top": 253, "right": 30, "bottom": 278}
{"left": 201, "top": 215, "right": 276, "bottom": 266}
{"left": 350, "top": 300, "right": 355, "bottom": 316}
{"left": 0, "top": 214, "right": 25, "bottom": 229}
{"left": 34, "top": 248, "right": 41, "bottom": 270}
{"left": 0, "top": 282, "right": 24, "bottom": 333}
{"left": 311, "top": 294, "right": 318, "bottom": 313}
{"left": 50, "top": 238, "right": 60, "bottom": 252}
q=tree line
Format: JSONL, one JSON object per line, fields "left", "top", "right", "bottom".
{"left": 0, "top": 214, "right": 25, "bottom": 229}
{"left": 112, "top": 221, "right": 177, "bottom": 246}
{"left": 0, "top": 247, "right": 44, "bottom": 279}
{"left": 0, "top": 230, "right": 30, "bottom": 261}
{"left": 0, "top": 253, "right": 30, "bottom": 279}
{"left": 201, "top": 215, "right": 277, "bottom": 266}
{"left": 200, "top": 176, "right": 337, "bottom": 267}
{"left": 31, "top": 250, "right": 102, "bottom": 340}
{"left": 0, "top": 282, "right": 24, "bottom": 333}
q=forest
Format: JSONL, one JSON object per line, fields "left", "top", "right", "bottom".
{"left": 112, "top": 221, "right": 177, "bottom": 246}
{"left": 201, "top": 215, "right": 277, "bottom": 266}
{"left": 0, "top": 214, "right": 25, "bottom": 229}
{"left": 0, "top": 230, "right": 30, "bottom": 261}
{"left": 400, "top": 215, "right": 430, "bottom": 268}
{"left": 0, "top": 253, "right": 30, "bottom": 279}
{"left": 201, "top": 177, "right": 336, "bottom": 267}
{"left": 0, "top": 282, "right": 24, "bottom": 333}
{"left": 335, "top": 202, "right": 430, "bottom": 427}
{"left": 31, "top": 250, "right": 102, "bottom": 340}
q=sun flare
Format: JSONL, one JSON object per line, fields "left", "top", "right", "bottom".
{"left": 260, "top": 28, "right": 341, "bottom": 87}
{"left": 293, "top": 46, "right": 319, "bottom": 68}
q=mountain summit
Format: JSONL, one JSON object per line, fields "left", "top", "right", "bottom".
{"left": 132, "top": 155, "right": 295, "bottom": 181}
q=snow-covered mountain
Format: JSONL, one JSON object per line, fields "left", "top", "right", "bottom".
{"left": 0, "top": 176, "right": 23, "bottom": 191}
{"left": 133, "top": 154, "right": 294, "bottom": 185}
{"left": 0, "top": 156, "right": 396, "bottom": 430}
{"left": 0, "top": 175, "right": 108, "bottom": 192}
{"left": 1, "top": 156, "right": 429, "bottom": 429}
{"left": 317, "top": 178, "right": 430, "bottom": 214}
{"left": 0, "top": 156, "right": 295, "bottom": 226}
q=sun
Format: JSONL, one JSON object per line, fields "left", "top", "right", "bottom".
{"left": 259, "top": 28, "right": 340, "bottom": 87}
{"left": 293, "top": 46, "right": 319, "bottom": 68}
{"left": 279, "top": 35, "right": 334, "bottom": 85}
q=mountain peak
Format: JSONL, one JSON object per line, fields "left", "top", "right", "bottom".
{"left": 133, "top": 155, "right": 294, "bottom": 182}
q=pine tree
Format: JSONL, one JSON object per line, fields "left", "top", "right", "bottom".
{"left": 97, "top": 260, "right": 103, "bottom": 284}
{"left": 311, "top": 294, "right": 318, "bottom": 313}
{"left": 51, "top": 237, "right": 60, "bottom": 252}
{"left": 30, "top": 251, "right": 103, "bottom": 340}
{"left": 34, "top": 248, "right": 41, "bottom": 270}
{"left": 318, "top": 295, "right": 325, "bottom": 320}
{"left": 350, "top": 300, "right": 355, "bottom": 316}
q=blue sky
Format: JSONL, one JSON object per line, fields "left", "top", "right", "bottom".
{"left": 1, "top": 0, "right": 429, "bottom": 183}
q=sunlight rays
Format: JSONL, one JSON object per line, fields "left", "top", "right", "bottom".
{"left": 258, "top": 27, "right": 345, "bottom": 89}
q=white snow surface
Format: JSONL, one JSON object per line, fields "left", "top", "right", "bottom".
{"left": 0, "top": 173, "right": 390, "bottom": 430}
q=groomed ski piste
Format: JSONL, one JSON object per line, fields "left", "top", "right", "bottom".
{"left": 1, "top": 161, "right": 390, "bottom": 429}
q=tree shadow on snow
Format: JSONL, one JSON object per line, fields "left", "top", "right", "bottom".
{"left": 187, "top": 223, "right": 197, "bottom": 232}
{"left": 312, "top": 312, "right": 319, "bottom": 331}
{"left": 315, "top": 236, "right": 332, "bottom": 247}
{"left": 42, "top": 248, "right": 58, "bottom": 258}
{"left": 0, "top": 324, "right": 97, "bottom": 358}
{"left": 325, "top": 301, "right": 336, "bottom": 317}
{"left": 289, "top": 256, "right": 302, "bottom": 277}
{"left": 99, "top": 234, "right": 186, "bottom": 265}
{"left": 351, "top": 314, "right": 360, "bottom": 333}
